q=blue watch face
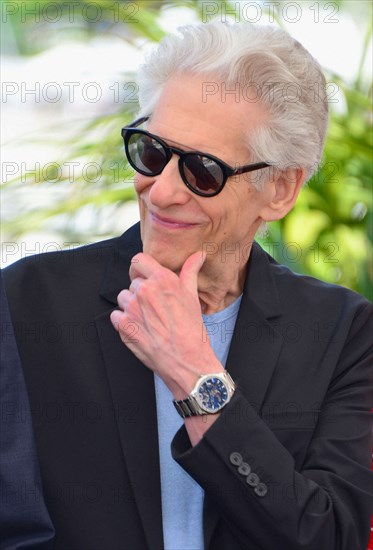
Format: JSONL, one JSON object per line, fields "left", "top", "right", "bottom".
{"left": 198, "top": 377, "right": 228, "bottom": 412}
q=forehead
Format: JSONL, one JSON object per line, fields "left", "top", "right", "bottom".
{"left": 148, "top": 73, "right": 266, "bottom": 161}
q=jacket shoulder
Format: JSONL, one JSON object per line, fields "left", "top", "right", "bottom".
{"left": 251, "top": 244, "right": 372, "bottom": 329}
{"left": 2, "top": 222, "right": 141, "bottom": 289}
{"left": 2, "top": 236, "right": 117, "bottom": 288}
{"left": 267, "top": 250, "right": 371, "bottom": 312}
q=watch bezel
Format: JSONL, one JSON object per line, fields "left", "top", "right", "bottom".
{"left": 173, "top": 371, "right": 236, "bottom": 418}
{"left": 192, "top": 373, "right": 234, "bottom": 413}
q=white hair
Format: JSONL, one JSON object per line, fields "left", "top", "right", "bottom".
{"left": 137, "top": 21, "right": 329, "bottom": 193}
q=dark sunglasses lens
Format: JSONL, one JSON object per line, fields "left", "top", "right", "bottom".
{"left": 127, "top": 133, "right": 167, "bottom": 175}
{"left": 183, "top": 155, "right": 224, "bottom": 194}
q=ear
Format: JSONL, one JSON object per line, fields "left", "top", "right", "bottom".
{"left": 258, "top": 167, "right": 307, "bottom": 222}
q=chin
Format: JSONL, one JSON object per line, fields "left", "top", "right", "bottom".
{"left": 143, "top": 242, "right": 185, "bottom": 273}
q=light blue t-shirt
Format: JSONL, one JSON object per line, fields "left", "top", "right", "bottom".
{"left": 154, "top": 294, "right": 242, "bottom": 550}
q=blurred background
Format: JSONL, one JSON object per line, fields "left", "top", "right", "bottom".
{"left": 1, "top": 0, "right": 372, "bottom": 299}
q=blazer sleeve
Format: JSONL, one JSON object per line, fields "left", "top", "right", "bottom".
{"left": 0, "top": 275, "right": 55, "bottom": 550}
{"left": 172, "top": 300, "right": 373, "bottom": 550}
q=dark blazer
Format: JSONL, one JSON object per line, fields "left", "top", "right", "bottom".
{"left": 2, "top": 223, "right": 372, "bottom": 550}
{"left": 0, "top": 274, "right": 55, "bottom": 549}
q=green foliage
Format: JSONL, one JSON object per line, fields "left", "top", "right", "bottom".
{"left": 2, "top": 0, "right": 372, "bottom": 299}
{"left": 258, "top": 71, "right": 372, "bottom": 299}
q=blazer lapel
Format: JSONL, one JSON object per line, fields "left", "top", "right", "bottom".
{"left": 204, "top": 242, "right": 284, "bottom": 549}
{"left": 95, "top": 223, "right": 164, "bottom": 550}
{"left": 227, "top": 243, "right": 284, "bottom": 408}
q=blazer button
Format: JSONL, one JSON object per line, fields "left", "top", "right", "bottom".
{"left": 254, "top": 482, "right": 268, "bottom": 497}
{"left": 238, "top": 462, "right": 251, "bottom": 476}
{"left": 229, "top": 452, "right": 243, "bottom": 466}
{"left": 246, "top": 472, "right": 260, "bottom": 487}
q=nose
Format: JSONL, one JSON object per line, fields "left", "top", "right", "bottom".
{"left": 147, "top": 156, "right": 191, "bottom": 209}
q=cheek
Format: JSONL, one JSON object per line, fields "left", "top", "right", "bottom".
{"left": 134, "top": 174, "right": 151, "bottom": 196}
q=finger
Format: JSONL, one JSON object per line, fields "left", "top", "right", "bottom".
{"left": 110, "top": 311, "right": 138, "bottom": 344}
{"left": 129, "top": 253, "right": 164, "bottom": 282}
{"left": 129, "top": 277, "right": 144, "bottom": 294}
{"left": 117, "top": 289, "right": 132, "bottom": 310}
{"left": 179, "top": 250, "right": 206, "bottom": 294}
{"left": 110, "top": 309, "right": 125, "bottom": 331}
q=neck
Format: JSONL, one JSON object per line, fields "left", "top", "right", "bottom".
{"left": 197, "top": 244, "right": 253, "bottom": 315}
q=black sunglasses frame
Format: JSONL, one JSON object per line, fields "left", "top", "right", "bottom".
{"left": 121, "top": 117, "right": 270, "bottom": 197}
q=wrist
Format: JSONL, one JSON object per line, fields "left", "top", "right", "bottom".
{"left": 185, "top": 413, "right": 221, "bottom": 446}
{"left": 169, "top": 355, "right": 224, "bottom": 400}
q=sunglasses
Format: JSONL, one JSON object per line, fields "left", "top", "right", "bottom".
{"left": 121, "top": 117, "right": 270, "bottom": 197}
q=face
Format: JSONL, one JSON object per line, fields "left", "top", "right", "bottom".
{"left": 134, "top": 73, "right": 273, "bottom": 274}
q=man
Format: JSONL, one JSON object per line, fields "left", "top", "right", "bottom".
{"left": 3, "top": 21, "right": 372, "bottom": 550}
{"left": 0, "top": 275, "right": 55, "bottom": 548}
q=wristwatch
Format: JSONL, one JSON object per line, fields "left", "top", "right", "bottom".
{"left": 173, "top": 371, "right": 236, "bottom": 418}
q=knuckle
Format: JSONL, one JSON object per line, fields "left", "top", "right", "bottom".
{"left": 131, "top": 253, "right": 142, "bottom": 263}
{"left": 136, "top": 282, "right": 148, "bottom": 299}
{"left": 156, "top": 269, "right": 177, "bottom": 286}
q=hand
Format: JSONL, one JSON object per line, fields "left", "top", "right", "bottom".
{"left": 110, "top": 251, "right": 223, "bottom": 399}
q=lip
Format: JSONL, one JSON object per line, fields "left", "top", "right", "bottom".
{"left": 150, "top": 211, "right": 199, "bottom": 229}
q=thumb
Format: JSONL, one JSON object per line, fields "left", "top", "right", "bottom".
{"left": 179, "top": 250, "right": 206, "bottom": 293}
